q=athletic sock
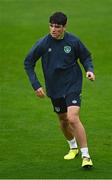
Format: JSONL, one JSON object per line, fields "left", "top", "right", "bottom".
{"left": 80, "top": 147, "right": 90, "bottom": 158}
{"left": 67, "top": 137, "right": 78, "bottom": 149}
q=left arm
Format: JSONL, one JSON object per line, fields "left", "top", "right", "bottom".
{"left": 77, "top": 39, "right": 95, "bottom": 81}
{"left": 86, "top": 71, "right": 95, "bottom": 81}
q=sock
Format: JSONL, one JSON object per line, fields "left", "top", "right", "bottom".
{"left": 67, "top": 137, "right": 78, "bottom": 149}
{"left": 80, "top": 147, "right": 90, "bottom": 158}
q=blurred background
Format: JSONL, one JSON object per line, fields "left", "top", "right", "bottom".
{"left": 0, "top": 0, "right": 112, "bottom": 178}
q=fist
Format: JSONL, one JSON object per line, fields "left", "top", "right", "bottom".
{"left": 35, "top": 87, "right": 46, "bottom": 98}
{"left": 86, "top": 71, "right": 95, "bottom": 81}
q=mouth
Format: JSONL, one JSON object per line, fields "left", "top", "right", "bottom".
{"left": 51, "top": 33, "right": 57, "bottom": 37}
{"left": 52, "top": 32, "right": 56, "bottom": 35}
{"left": 50, "top": 31, "right": 60, "bottom": 39}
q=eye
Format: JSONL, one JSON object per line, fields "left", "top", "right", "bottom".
{"left": 50, "top": 24, "right": 62, "bottom": 28}
{"left": 50, "top": 24, "right": 53, "bottom": 27}
{"left": 55, "top": 25, "right": 61, "bottom": 28}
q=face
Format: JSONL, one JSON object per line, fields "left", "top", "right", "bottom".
{"left": 49, "top": 23, "right": 66, "bottom": 39}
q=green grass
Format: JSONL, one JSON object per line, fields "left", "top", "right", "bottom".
{"left": 0, "top": 0, "right": 112, "bottom": 179}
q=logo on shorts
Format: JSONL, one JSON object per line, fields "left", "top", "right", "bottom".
{"left": 72, "top": 100, "right": 77, "bottom": 104}
{"left": 55, "top": 107, "right": 60, "bottom": 112}
{"left": 64, "top": 46, "right": 71, "bottom": 53}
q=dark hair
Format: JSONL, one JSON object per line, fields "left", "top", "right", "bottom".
{"left": 49, "top": 12, "right": 67, "bottom": 26}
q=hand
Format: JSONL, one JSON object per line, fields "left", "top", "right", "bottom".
{"left": 35, "top": 87, "right": 46, "bottom": 98}
{"left": 86, "top": 71, "right": 95, "bottom": 81}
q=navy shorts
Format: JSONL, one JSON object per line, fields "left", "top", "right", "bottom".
{"left": 51, "top": 92, "right": 81, "bottom": 114}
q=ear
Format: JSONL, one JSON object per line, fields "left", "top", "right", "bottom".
{"left": 63, "top": 24, "right": 67, "bottom": 31}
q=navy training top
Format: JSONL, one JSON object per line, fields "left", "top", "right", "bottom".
{"left": 24, "top": 32, "right": 94, "bottom": 98}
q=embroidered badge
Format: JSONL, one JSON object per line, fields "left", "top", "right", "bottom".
{"left": 64, "top": 46, "right": 71, "bottom": 53}
{"left": 55, "top": 107, "right": 60, "bottom": 112}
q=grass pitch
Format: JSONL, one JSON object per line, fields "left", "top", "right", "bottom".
{"left": 0, "top": 0, "right": 112, "bottom": 179}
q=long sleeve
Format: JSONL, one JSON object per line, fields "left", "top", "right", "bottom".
{"left": 24, "top": 40, "right": 44, "bottom": 90}
{"left": 77, "top": 39, "right": 94, "bottom": 73}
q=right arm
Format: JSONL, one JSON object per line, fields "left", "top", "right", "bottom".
{"left": 35, "top": 87, "right": 46, "bottom": 98}
{"left": 24, "top": 40, "right": 45, "bottom": 96}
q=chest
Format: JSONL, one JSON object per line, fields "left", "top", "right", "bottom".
{"left": 44, "top": 40, "right": 76, "bottom": 61}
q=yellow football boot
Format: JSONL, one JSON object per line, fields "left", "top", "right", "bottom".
{"left": 82, "top": 157, "right": 93, "bottom": 168}
{"left": 64, "top": 149, "right": 79, "bottom": 160}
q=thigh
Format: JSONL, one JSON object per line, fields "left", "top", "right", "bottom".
{"left": 51, "top": 97, "right": 67, "bottom": 114}
{"left": 67, "top": 106, "right": 80, "bottom": 117}
{"left": 65, "top": 92, "right": 81, "bottom": 122}
{"left": 67, "top": 106, "right": 80, "bottom": 124}
{"left": 57, "top": 112, "right": 68, "bottom": 121}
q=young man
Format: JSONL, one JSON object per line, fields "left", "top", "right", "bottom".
{"left": 24, "top": 12, "right": 95, "bottom": 168}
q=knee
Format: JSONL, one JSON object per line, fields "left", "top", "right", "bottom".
{"left": 59, "top": 116, "right": 69, "bottom": 128}
{"left": 67, "top": 114, "right": 79, "bottom": 127}
{"left": 61, "top": 119, "right": 69, "bottom": 128}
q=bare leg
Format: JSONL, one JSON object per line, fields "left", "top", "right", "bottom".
{"left": 57, "top": 112, "right": 79, "bottom": 160}
{"left": 67, "top": 106, "right": 87, "bottom": 148}
{"left": 57, "top": 107, "right": 92, "bottom": 163}
{"left": 57, "top": 113, "right": 75, "bottom": 140}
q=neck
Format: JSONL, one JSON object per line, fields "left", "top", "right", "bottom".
{"left": 57, "top": 32, "right": 65, "bottom": 40}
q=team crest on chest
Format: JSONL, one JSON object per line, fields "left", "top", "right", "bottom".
{"left": 64, "top": 46, "right": 71, "bottom": 53}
